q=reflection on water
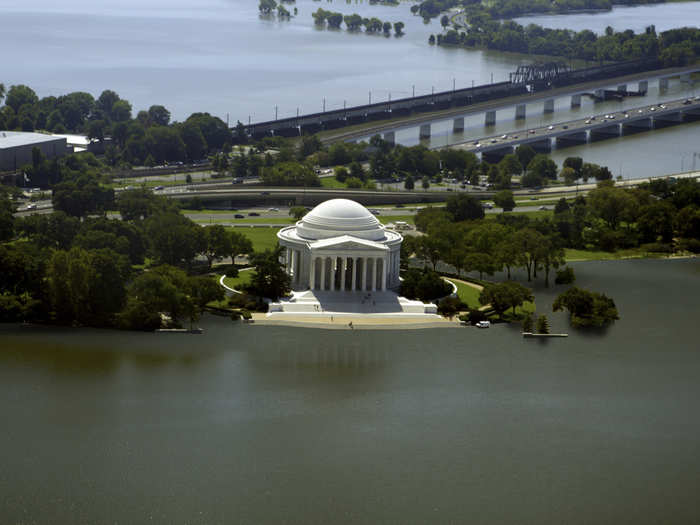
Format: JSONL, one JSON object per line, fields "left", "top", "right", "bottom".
{"left": 2, "top": 259, "right": 700, "bottom": 523}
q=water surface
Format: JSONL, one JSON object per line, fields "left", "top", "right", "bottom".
{"left": 2, "top": 258, "right": 699, "bottom": 523}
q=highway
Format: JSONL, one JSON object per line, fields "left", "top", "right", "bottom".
{"left": 453, "top": 95, "right": 700, "bottom": 157}
{"left": 319, "top": 64, "right": 700, "bottom": 144}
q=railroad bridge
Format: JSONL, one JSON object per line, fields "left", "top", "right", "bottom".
{"left": 237, "top": 59, "right": 662, "bottom": 140}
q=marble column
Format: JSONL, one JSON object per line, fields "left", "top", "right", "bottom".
{"left": 372, "top": 258, "right": 378, "bottom": 292}
{"left": 310, "top": 256, "right": 316, "bottom": 290}
{"left": 286, "top": 248, "right": 292, "bottom": 275}
{"left": 330, "top": 257, "right": 335, "bottom": 291}
{"left": 382, "top": 257, "right": 388, "bottom": 291}
{"left": 320, "top": 257, "right": 326, "bottom": 291}
{"left": 340, "top": 257, "right": 346, "bottom": 291}
{"left": 362, "top": 257, "right": 368, "bottom": 291}
{"left": 351, "top": 257, "right": 357, "bottom": 291}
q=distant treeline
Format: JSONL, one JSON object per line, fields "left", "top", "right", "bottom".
{"left": 413, "top": 0, "right": 666, "bottom": 20}
{"left": 433, "top": 21, "right": 700, "bottom": 67}
{"left": 312, "top": 8, "right": 404, "bottom": 35}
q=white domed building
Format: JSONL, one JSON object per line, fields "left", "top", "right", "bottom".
{"left": 277, "top": 199, "right": 402, "bottom": 293}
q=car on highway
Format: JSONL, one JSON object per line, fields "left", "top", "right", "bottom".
{"left": 482, "top": 202, "right": 494, "bottom": 209}
{"left": 261, "top": 191, "right": 270, "bottom": 195}
{"left": 562, "top": 125, "right": 568, "bottom": 129}
{"left": 528, "top": 129, "right": 536, "bottom": 134}
{"left": 548, "top": 125, "right": 554, "bottom": 130}
{"left": 154, "top": 186, "right": 164, "bottom": 191}
{"left": 538, "top": 205, "right": 548, "bottom": 210}
{"left": 684, "top": 99, "right": 693, "bottom": 105}
{"left": 232, "top": 178, "right": 243, "bottom": 184}
{"left": 26, "top": 203, "right": 36, "bottom": 210}
{"left": 585, "top": 119, "right": 591, "bottom": 124}
{"left": 268, "top": 207, "right": 279, "bottom": 212}
{"left": 248, "top": 212, "right": 260, "bottom": 216}
{"left": 490, "top": 139, "right": 497, "bottom": 143}
{"left": 234, "top": 214, "right": 244, "bottom": 219}
{"left": 501, "top": 134, "right": 508, "bottom": 139}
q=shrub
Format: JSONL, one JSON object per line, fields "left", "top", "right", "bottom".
{"left": 400, "top": 268, "right": 452, "bottom": 301}
{"left": 678, "top": 238, "right": 700, "bottom": 253}
{"left": 640, "top": 242, "right": 674, "bottom": 254}
{"left": 437, "top": 296, "right": 463, "bottom": 318}
{"left": 555, "top": 266, "right": 575, "bottom": 285}
{"left": 465, "top": 308, "right": 487, "bottom": 325}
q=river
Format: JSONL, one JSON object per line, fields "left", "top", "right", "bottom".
{"left": 1, "top": 258, "right": 700, "bottom": 523}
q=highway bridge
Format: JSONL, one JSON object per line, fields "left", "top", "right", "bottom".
{"left": 451, "top": 96, "right": 700, "bottom": 163}
{"left": 239, "top": 59, "right": 664, "bottom": 140}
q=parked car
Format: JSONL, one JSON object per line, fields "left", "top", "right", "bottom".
{"left": 234, "top": 214, "right": 244, "bottom": 219}
{"left": 248, "top": 212, "right": 260, "bottom": 216}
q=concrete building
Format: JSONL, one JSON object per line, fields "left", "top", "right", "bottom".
{"left": 0, "top": 131, "right": 72, "bottom": 171}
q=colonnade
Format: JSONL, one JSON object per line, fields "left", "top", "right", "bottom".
{"left": 311, "top": 255, "right": 387, "bottom": 292}
{"left": 285, "top": 248, "right": 401, "bottom": 292}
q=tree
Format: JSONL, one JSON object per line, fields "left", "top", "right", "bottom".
{"left": 145, "top": 213, "right": 204, "bottom": 268}
{"left": 587, "top": 185, "right": 637, "bottom": 230}
{"left": 479, "top": 281, "right": 533, "bottom": 318}
{"left": 527, "top": 154, "right": 558, "bottom": 181}
{"left": 493, "top": 190, "right": 515, "bottom": 212}
{"left": 97, "top": 90, "right": 120, "bottom": 117}
{"left": 248, "top": 246, "right": 290, "bottom": 300}
{"left": 394, "top": 21, "right": 404, "bottom": 35}
{"left": 5, "top": 85, "right": 39, "bottom": 113}
{"left": 446, "top": 193, "right": 484, "bottom": 221}
{"left": 536, "top": 315, "right": 550, "bottom": 334}
{"left": 289, "top": 206, "right": 307, "bottom": 221}
{"left": 553, "top": 287, "right": 619, "bottom": 327}
{"left": 561, "top": 166, "right": 577, "bottom": 185}
{"left": 111, "top": 99, "right": 132, "bottom": 122}
{"left": 421, "top": 176, "right": 430, "bottom": 190}
{"left": 0, "top": 195, "right": 15, "bottom": 242}
{"left": 52, "top": 176, "right": 115, "bottom": 218}
{"left": 515, "top": 145, "right": 536, "bottom": 170}
{"left": 498, "top": 153, "right": 522, "bottom": 177}
{"left": 202, "top": 224, "right": 232, "bottom": 268}
{"left": 259, "top": 0, "right": 277, "bottom": 13}
{"left": 563, "top": 156, "right": 583, "bottom": 176}
{"left": 521, "top": 312, "right": 533, "bottom": 332}
{"left": 404, "top": 175, "right": 415, "bottom": 190}
{"left": 261, "top": 162, "right": 319, "bottom": 187}
{"left": 148, "top": 105, "right": 171, "bottom": 126}
{"left": 441, "top": 14, "right": 449, "bottom": 28}
{"left": 145, "top": 126, "right": 186, "bottom": 163}
{"left": 228, "top": 230, "right": 253, "bottom": 263}
{"left": 400, "top": 268, "right": 451, "bottom": 301}
{"left": 179, "top": 121, "right": 208, "bottom": 162}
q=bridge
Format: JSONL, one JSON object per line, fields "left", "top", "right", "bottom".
{"left": 451, "top": 96, "right": 700, "bottom": 163}
{"left": 238, "top": 59, "right": 664, "bottom": 140}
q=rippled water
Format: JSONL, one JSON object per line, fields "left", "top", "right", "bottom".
{"left": 1, "top": 258, "right": 699, "bottom": 523}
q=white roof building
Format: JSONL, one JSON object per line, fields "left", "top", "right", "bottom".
{"left": 277, "top": 199, "right": 403, "bottom": 292}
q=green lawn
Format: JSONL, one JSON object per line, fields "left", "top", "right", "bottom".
{"left": 192, "top": 217, "right": 294, "bottom": 225}
{"left": 319, "top": 177, "right": 348, "bottom": 189}
{"left": 222, "top": 268, "right": 256, "bottom": 290}
{"left": 564, "top": 247, "right": 662, "bottom": 262}
{"left": 377, "top": 215, "right": 416, "bottom": 225}
{"left": 449, "top": 279, "right": 482, "bottom": 308}
{"left": 228, "top": 227, "right": 282, "bottom": 252}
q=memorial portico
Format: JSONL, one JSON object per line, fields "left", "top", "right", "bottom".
{"left": 277, "top": 199, "right": 402, "bottom": 293}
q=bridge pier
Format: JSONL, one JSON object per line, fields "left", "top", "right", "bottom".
{"left": 653, "top": 111, "right": 684, "bottom": 128}
{"left": 682, "top": 107, "right": 700, "bottom": 121}
{"left": 419, "top": 124, "right": 431, "bottom": 139}
{"left": 594, "top": 89, "right": 605, "bottom": 100}
{"left": 482, "top": 146, "right": 514, "bottom": 164}
{"left": 529, "top": 138, "right": 551, "bottom": 153}
{"left": 680, "top": 73, "right": 692, "bottom": 83}
{"left": 383, "top": 131, "right": 395, "bottom": 144}
{"left": 638, "top": 80, "right": 648, "bottom": 93}
{"left": 571, "top": 94, "right": 581, "bottom": 108}
{"left": 453, "top": 117, "right": 464, "bottom": 132}
{"left": 555, "top": 131, "right": 587, "bottom": 148}
{"left": 515, "top": 104, "right": 526, "bottom": 120}
{"left": 622, "top": 117, "right": 653, "bottom": 134}
{"left": 617, "top": 84, "right": 627, "bottom": 92}
{"left": 659, "top": 77, "right": 669, "bottom": 90}
{"left": 590, "top": 124, "right": 621, "bottom": 141}
{"left": 485, "top": 110, "right": 496, "bottom": 126}
{"left": 544, "top": 99, "right": 555, "bottom": 113}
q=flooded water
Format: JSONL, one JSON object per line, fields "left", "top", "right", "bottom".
{"left": 2, "top": 258, "right": 700, "bottom": 523}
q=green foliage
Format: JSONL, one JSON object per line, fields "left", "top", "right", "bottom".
{"left": 145, "top": 212, "right": 204, "bottom": 268}
{"left": 400, "top": 268, "right": 452, "bottom": 302}
{"left": 446, "top": 193, "right": 484, "bottom": 221}
{"left": 553, "top": 286, "right": 619, "bottom": 327}
{"left": 478, "top": 281, "right": 533, "bottom": 318}
{"left": 521, "top": 312, "right": 534, "bottom": 333}
{"left": 437, "top": 296, "right": 462, "bottom": 319}
{"left": 289, "top": 206, "right": 308, "bottom": 221}
{"left": 247, "top": 245, "right": 291, "bottom": 300}
{"left": 261, "top": 162, "right": 320, "bottom": 187}
{"left": 536, "top": 315, "right": 550, "bottom": 334}
{"left": 494, "top": 190, "right": 515, "bottom": 212}
{"left": 554, "top": 266, "right": 576, "bottom": 285}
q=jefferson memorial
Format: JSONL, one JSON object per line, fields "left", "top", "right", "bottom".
{"left": 268, "top": 198, "right": 438, "bottom": 318}
{"left": 277, "top": 199, "right": 402, "bottom": 293}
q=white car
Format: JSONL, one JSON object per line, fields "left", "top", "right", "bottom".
{"left": 548, "top": 125, "right": 554, "bottom": 130}
{"left": 475, "top": 320, "right": 490, "bottom": 328}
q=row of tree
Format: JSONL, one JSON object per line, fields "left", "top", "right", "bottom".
{"left": 312, "top": 9, "right": 404, "bottom": 35}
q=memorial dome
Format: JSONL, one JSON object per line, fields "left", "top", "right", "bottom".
{"left": 296, "top": 198, "right": 385, "bottom": 240}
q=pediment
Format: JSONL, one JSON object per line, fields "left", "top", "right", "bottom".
{"left": 310, "top": 235, "right": 388, "bottom": 252}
